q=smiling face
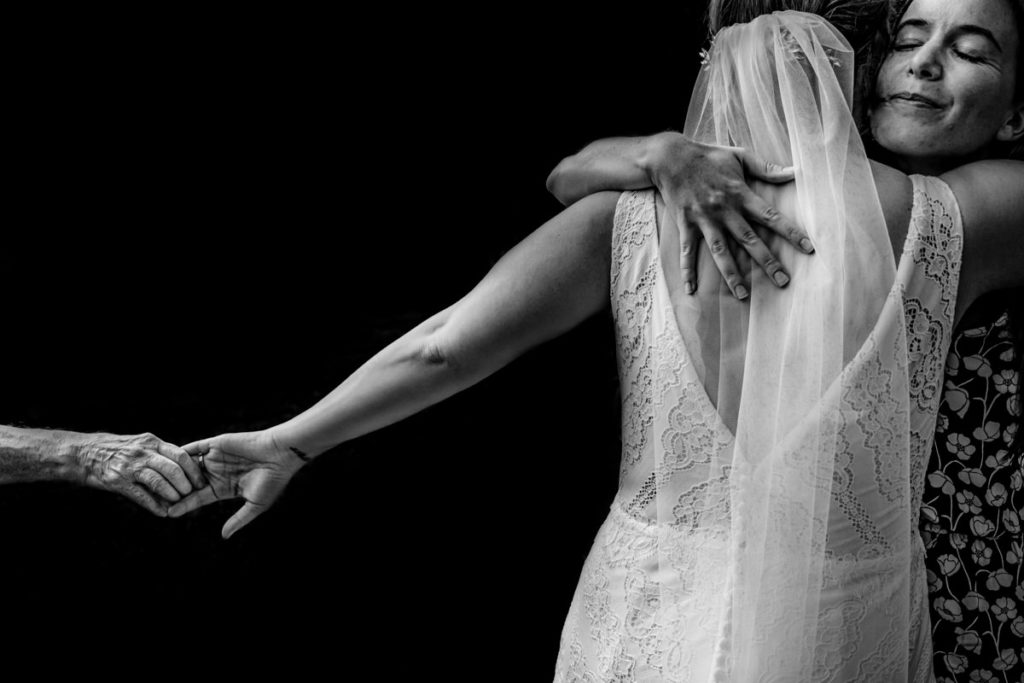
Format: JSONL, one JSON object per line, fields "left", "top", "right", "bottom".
{"left": 869, "top": 0, "right": 1024, "bottom": 173}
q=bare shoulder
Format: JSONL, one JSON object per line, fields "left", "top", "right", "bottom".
{"left": 570, "top": 190, "right": 622, "bottom": 246}
{"left": 940, "top": 160, "right": 1024, "bottom": 320}
{"left": 940, "top": 160, "right": 1024, "bottom": 234}
{"left": 551, "top": 190, "right": 622, "bottom": 265}
{"left": 582, "top": 189, "right": 625, "bottom": 220}
{"left": 869, "top": 160, "right": 914, "bottom": 258}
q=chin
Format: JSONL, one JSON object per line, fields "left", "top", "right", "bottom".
{"left": 871, "top": 121, "right": 926, "bottom": 158}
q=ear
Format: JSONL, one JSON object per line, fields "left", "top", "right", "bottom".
{"left": 996, "top": 100, "right": 1024, "bottom": 143}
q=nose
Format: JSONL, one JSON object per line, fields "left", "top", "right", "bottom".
{"left": 907, "top": 42, "right": 943, "bottom": 80}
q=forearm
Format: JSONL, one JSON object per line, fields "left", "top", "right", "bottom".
{"left": 269, "top": 191, "right": 618, "bottom": 461}
{"left": 546, "top": 134, "right": 668, "bottom": 205}
{"left": 268, "top": 308, "right": 488, "bottom": 459}
{"left": 0, "top": 425, "right": 85, "bottom": 484}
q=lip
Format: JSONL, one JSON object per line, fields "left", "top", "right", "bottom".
{"left": 887, "top": 92, "right": 944, "bottom": 108}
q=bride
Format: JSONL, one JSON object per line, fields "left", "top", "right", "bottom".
{"left": 169, "top": 0, "right": 1023, "bottom": 679}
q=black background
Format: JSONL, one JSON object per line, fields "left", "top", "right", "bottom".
{"left": 3, "top": 6, "right": 708, "bottom": 677}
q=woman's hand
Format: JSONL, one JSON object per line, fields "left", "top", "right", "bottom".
{"left": 646, "top": 132, "right": 813, "bottom": 299}
{"left": 167, "top": 429, "right": 306, "bottom": 538}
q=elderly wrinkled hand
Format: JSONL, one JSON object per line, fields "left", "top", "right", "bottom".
{"left": 78, "top": 431, "right": 206, "bottom": 517}
{"left": 167, "top": 430, "right": 306, "bottom": 539}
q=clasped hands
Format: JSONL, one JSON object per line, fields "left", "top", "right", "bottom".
{"left": 80, "top": 429, "right": 303, "bottom": 538}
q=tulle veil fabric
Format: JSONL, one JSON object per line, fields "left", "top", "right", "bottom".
{"left": 650, "top": 11, "right": 917, "bottom": 679}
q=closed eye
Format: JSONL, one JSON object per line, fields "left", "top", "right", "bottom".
{"left": 892, "top": 42, "right": 988, "bottom": 64}
{"left": 953, "top": 49, "right": 986, "bottom": 63}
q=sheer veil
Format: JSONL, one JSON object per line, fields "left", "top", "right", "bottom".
{"left": 650, "top": 11, "right": 917, "bottom": 679}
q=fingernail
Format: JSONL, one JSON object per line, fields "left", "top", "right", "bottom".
{"left": 773, "top": 271, "right": 790, "bottom": 287}
{"left": 735, "top": 285, "right": 749, "bottom": 300}
{"left": 685, "top": 281, "right": 695, "bottom": 295}
{"left": 800, "top": 238, "right": 815, "bottom": 253}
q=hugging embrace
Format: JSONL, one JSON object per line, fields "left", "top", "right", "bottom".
{"left": 4, "top": 0, "right": 1021, "bottom": 680}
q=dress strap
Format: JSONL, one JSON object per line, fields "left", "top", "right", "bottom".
{"left": 904, "top": 174, "right": 964, "bottom": 329}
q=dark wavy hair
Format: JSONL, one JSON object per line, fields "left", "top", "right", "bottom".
{"left": 1002, "top": 0, "right": 1024, "bottom": 159}
{"left": 709, "top": 0, "right": 889, "bottom": 45}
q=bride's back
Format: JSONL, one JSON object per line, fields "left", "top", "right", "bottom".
{"left": 612, "top": 8, "right": 945, "bottom": 680}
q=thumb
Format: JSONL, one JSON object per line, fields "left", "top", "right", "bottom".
{"left": 222, "top": 500, "right": 265, "bottom": 539}
{"left": 181, "top": 437, "right": 214, "bottom": 457}
{"left": 740, "top": 150, "right": 794, "bottom": 183}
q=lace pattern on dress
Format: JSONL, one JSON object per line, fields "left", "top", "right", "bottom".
{"left": 554, "top": 175, "right": 963, "bottom": 682}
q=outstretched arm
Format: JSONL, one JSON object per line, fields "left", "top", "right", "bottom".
{"left": 547, "top": 131, "right": 812, "bottom": 299}
{"left": 169, "top": 190, "right": 622, "bottom": 537}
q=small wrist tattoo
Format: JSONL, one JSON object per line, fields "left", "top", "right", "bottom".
{"left": 289, "top": 446, "right": 311, "bottom": 463}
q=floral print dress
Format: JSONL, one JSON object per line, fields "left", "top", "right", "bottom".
{"left": 923, "top": 307, "right": 1024, "bottom": 682}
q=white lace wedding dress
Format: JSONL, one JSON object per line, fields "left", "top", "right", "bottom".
{"left": 552, "top": 175, "right": 962, "bottom": 682}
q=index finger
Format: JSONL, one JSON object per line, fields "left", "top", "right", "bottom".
{"left": 182, "top": 438, "right": 213, "bottom": 457}
{"left": 156, "top": 440, "right": 206, "bottom": 489}
{"left": 737, "top": 187, "right": 814, "bottom": 254}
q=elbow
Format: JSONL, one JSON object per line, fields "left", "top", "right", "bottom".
{"left": 417, "top": 333, "right": 473, "bottom": 380}
{"left": 410, "top": 307, "right": 463, "bottom": 373}
{"left": 546, "top": 158, "right": 575, "bottom": 206}
{"left": 419, "top": 337, "right": 454, "bottom": 369}
{"left": 417, "top": 329, "right": 496, "bottom": 388}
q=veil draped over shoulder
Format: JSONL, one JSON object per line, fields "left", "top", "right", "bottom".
{"left": 650, "top": 11, "right": 918, "bottom": 680}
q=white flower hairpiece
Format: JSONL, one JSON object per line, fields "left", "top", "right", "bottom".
{"left": 699, "top": 32, "right": 717, "bottom": 70}
{"left": 701, "top": 22, "right": 845, "bottom": 72}
{"left": 780, "top": 26, "right": 846, "bottom": 70}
